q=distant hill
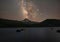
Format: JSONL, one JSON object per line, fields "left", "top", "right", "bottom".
{"left": 38, "top": 19, "right": 60, "bottom": 27}
{"left": 0, "top": 18, "right": 60, "bottom": 27}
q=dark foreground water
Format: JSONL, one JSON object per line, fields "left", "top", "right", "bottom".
{"left": 0, "top": 27, "right": 60, "bottom": 42}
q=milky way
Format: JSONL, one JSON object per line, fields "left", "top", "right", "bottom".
{"left": 18, "top": 0, "right": 43, "bottom": 22}
{"left": 0, "top": 0, "right": 60, "bottom": 22}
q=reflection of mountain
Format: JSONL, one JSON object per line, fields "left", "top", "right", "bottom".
{"left": 0, "top": 18, "right": 60, "bottom": 27}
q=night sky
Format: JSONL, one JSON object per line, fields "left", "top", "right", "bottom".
{"left": 0, "top": 0, "right": 60, "bottom": 22}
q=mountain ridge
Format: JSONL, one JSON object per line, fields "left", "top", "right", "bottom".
{"left": 0, "top": 18, "right": 60, "bottom": 27}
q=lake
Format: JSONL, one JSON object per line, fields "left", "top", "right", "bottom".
{"left": 0, "top": 27, "right": 60, "bottom": 42}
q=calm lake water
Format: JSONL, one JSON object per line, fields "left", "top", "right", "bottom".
{"left": 0, "top": 27, "right": 60, "bottom": 42}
